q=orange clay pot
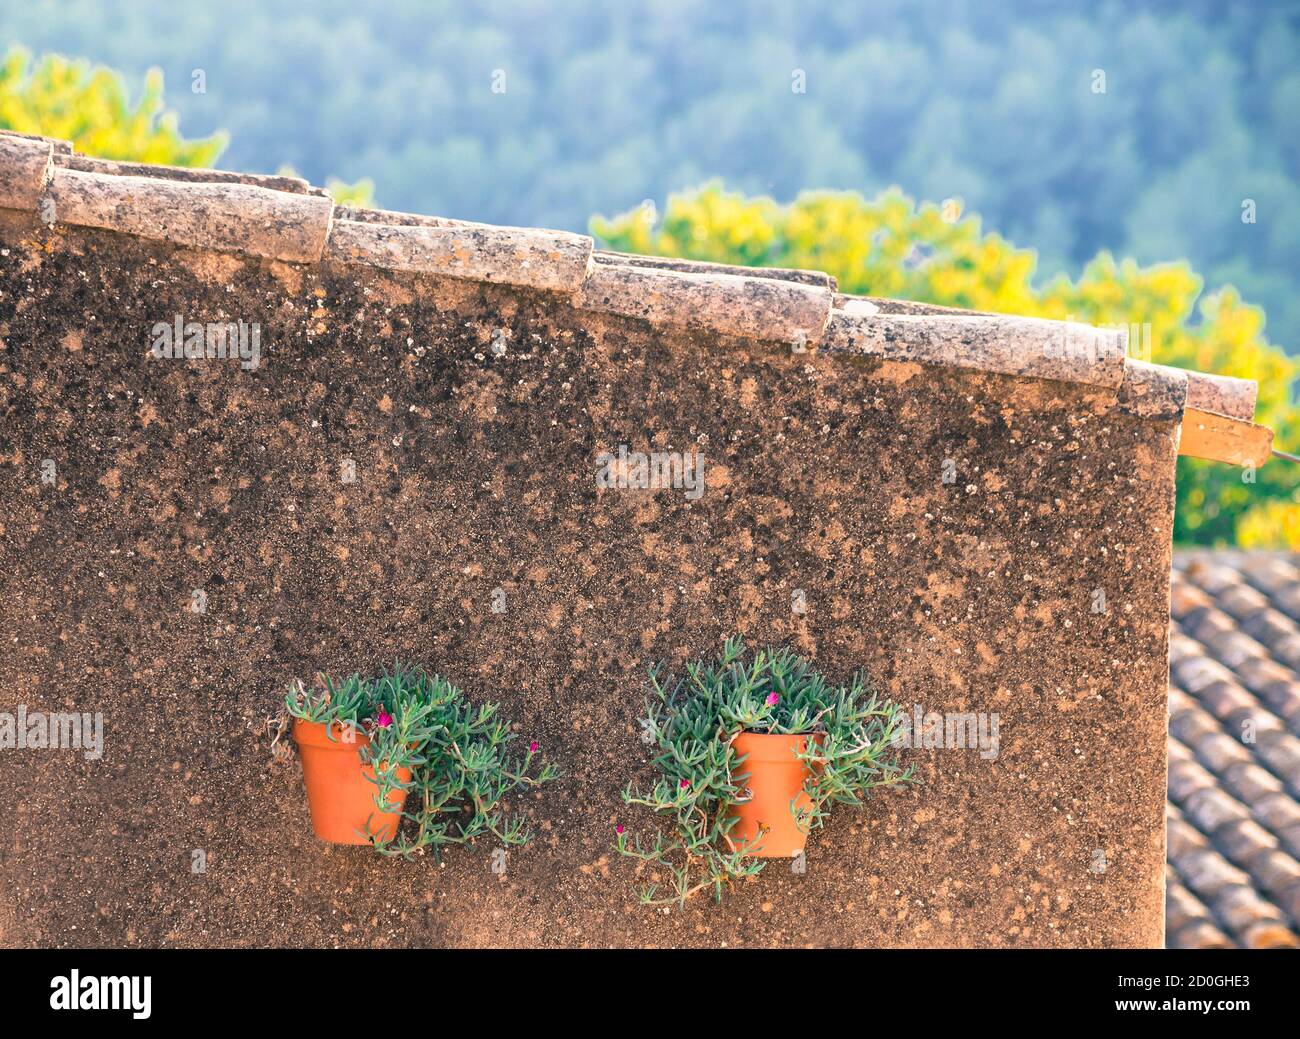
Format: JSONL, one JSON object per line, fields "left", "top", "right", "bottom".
{"left": 293, "top": 719, "right": 411, "bottom": 845}
{"left": 728, "top": 732, "right": 822, "bottom": 858}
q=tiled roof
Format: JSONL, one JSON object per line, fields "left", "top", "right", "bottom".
{"left": 0, "top": 128, "right": 1267, "bottom": 435}
{"left": 1167, "top": 551, "right": 1300, "bottom": 948}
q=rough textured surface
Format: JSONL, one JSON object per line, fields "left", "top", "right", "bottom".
{"left": 48, "top": 167, "right": 335, "bottom": 264}
{"left": 1118, "top": 360, "right": 1188, "bottom": 420}
{"left": 0, "top": 209, "right": 1176, "bottom": 948}
{"left": 1166, "top": 553, "right": 1300, "bottom": 949}
{"left": 576, "top": 262, "right": 833, "bottom": 345}
{"left": 593, "top": 250, "right": 837, "bottom": 290}
{"left": 823, "top": 311, "right": 1128, "bottom": 388}
{"left": 0, "top": 133, "right": 53, "bottom": 210}
{"left": 835, "top": 293, "right": 997, "bottom": 317}
{"left": 58, "top": 152, "right": 319, "bottom": 194}
{"left": 4, "top": 129, "right": 1254, "bottom": 401}
{"left": 326, "top": 219, "right": 594, "bottom": 295}
{"left": 1184, "top": 371, "right": 1258, "bottom": 422}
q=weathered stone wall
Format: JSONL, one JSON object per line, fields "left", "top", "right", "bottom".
{"left": 0, "top": 206, "right": 1173, "bottom": 948}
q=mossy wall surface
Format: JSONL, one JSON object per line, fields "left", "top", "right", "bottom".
{"left": 0, "top": 210, "right": 1173, "bottom": 947}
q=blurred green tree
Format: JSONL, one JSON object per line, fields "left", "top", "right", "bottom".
{"left": 4, "top": 1, "right": 1297, "bottom": 349}
{"left": 0, "top": 47, "right": 373, "bottom": 204}
{"left": 0, "top": 47, "right": 225, "bottom": 166}
{"left": 594, "top": 183, "right": 1300, "bottom": 546}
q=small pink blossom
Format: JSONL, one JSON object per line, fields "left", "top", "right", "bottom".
{"left": 765, "top": 692, "right": 780, "bottom": 706}
{"left": 615, "top": 824, "right": 625, "bottom": 835}
{"left": 375, "top": 710, "right": 393, "bottom": 728}
{"left": 529, "top": 741, "right": 539, "bottom": 753}
{"left": 679, "top": 779, "right": 690, "bottom": 789}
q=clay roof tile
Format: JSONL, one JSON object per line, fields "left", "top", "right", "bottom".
{"left": 1167, "top": 555, "right": 1300, "bottom": 947}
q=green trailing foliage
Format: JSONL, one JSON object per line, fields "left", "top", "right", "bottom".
{"left": 615, "top": 638, "right": 913, "bottom": 906}
{"left": 285, "top": 664, "right": 558, "bottom": 857}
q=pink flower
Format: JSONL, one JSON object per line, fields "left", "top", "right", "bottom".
{"left": 765, "top": 692, "right": 779, "bottom": 707}
{"left": 615, "top": 824, "right": 625, "bottom": 835}
{"left": 529, "top": 741, "right": 539, "bottom": 753}
{"left": 679, "top": 779, "right": 690, "bottom": 789}
{"left": 375, "top": 710, "right": 393, "bottom": 728}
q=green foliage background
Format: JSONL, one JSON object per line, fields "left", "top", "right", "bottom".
{"left": 2, "top": 0, "right": 1296, "bottom": 546}
{"left": 594, "top": 184, "right": 1300, "bottom": 547}
{"left": 0, "top": 47, "right": 373, "bottom": 204}
{"left": 4, "top": 0, "right": 1295, "bottom": 351}
{"left": 0, "top": 47, "right": 225, "bottom": 166}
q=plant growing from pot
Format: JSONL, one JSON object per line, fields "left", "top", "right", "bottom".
{"left": 285, "top": 663, "right": 558, "bottom": 856}
{"left": 615, "top": 637, "right": 913, "bottom": 905}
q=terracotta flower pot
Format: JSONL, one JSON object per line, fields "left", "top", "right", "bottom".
{"left": 728, "top": 731, "right": 821, "bottom": 858}
{"left": 293, "top": 718, "right": 411, "bottom": 845}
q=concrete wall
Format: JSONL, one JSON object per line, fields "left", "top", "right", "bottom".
{"left": 0, "top": 191, "right": 1174, "bottom": 947}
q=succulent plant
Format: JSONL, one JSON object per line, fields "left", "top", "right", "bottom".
{"left": 286, "top": 663, "right": 558, "bottom": 857}
{"left": 615, "top": 637, "right": 913, "bottom": 905}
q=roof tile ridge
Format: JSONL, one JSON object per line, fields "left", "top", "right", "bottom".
{"left": 0, "top": 129, "right": 333, "bottom": 263}
{"left": 324, "top": 215, "right": 595, "bottom": 297}
{"left": 47, "top": 164, "right": 334, "bottom": 263}
{"left": 1183, "top": 370, "right": 1258, "bottom": 421}
{"left": 593, "top": 249, "right": 837, "bottom": 291}
{"left": 56, "top": 150, "right": 321, "bottom": 194}
{"left": 0, "top": 128, "right": 1275, "bottom": 405}
{"left": 826, "top": 295, "right": 1261, "bottom": 422}
{"left": 573, "top": 260, "right": 834, "bottom": 345}
{"left": 833, "top": 292, "right": 996, "bottom": 317}
{"left": 0, "top": 131, "right": 54, "bottom": 210}
{"left": 2, "top": 128, "right": 335, "bottom": 263}
{"left": 823, "top": 304, "right": 1128, "bottom": 388}
{"left": 325, "top": 209, "right": 835, "bottom": 333}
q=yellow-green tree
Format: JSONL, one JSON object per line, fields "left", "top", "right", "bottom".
{"left": 0, "top": 47, "right": 372, "bottom": 205}
{"left": 594, "top": 183, "right": 1300, "bottom": 547}
{"left": 0, "top": 47, "right": 225, "bottom": 166}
